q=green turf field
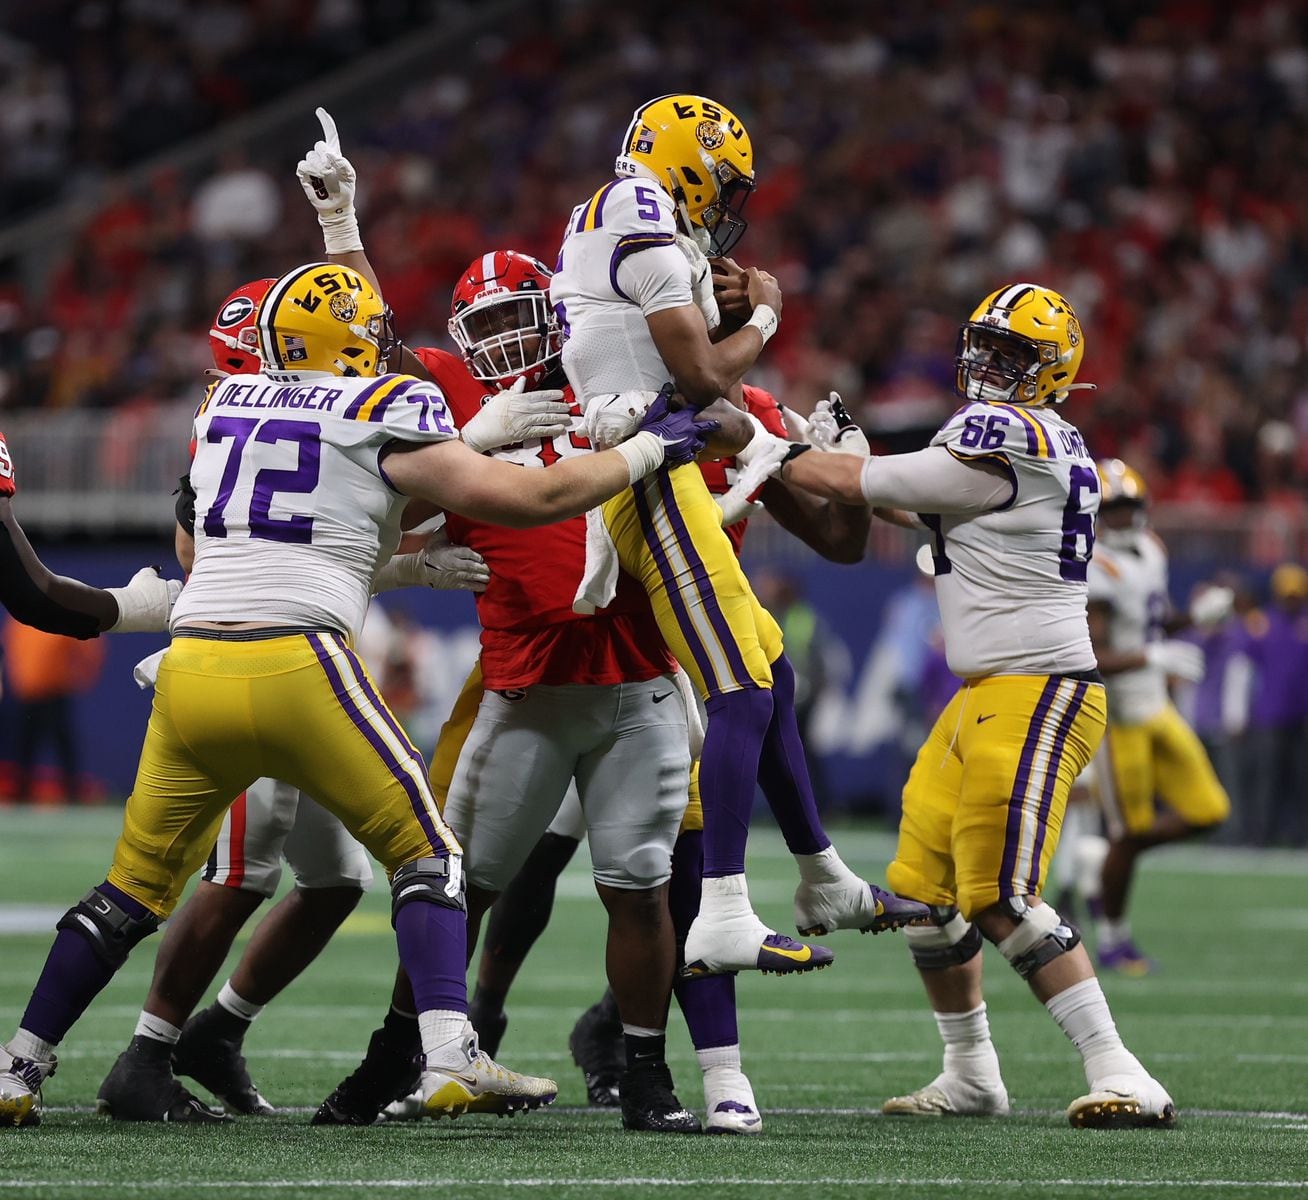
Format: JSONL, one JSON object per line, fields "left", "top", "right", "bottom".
{"left": 1, "top": 807, "right": 1305, "bottom": 1199}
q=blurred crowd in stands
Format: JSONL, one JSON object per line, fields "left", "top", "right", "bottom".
{"left": 0, "top": 0, "right": 1305, "bottom": 516}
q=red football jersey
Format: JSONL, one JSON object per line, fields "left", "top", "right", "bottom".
{"left": 697, "top": 384, "right": 789, "bottom": 555}
{"left": 412, "top": 347, "right": 673, "bottom": 689}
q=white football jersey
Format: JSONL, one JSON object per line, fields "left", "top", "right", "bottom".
{"left": 1087, "top": 528, "right": 1170, "bottom": 723}
{"left": 550, "top": 176, "right": 692, "bottom": 404}
{"left": 924, "top": 401, "right": 1100, "bottom": 679}
{"left": 171, "top": 372, "right": 457, "bottom": 639}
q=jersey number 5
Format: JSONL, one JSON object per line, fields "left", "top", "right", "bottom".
{"left": 203, "top": 417, "right": 320, "bottom": 544}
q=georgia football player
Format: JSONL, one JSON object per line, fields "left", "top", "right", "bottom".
{"left": 0, "top": 260, "right": 711, "bottom": 1129}
{"left": 549, "top": 93, "right": 924, "bottom": 977}
{"left": 1086, "top": 459, "right": 1231, "bottom": 974}
{"left": 776, "top": 284, "right": 1177, "bottom": 1128}
{"left": 95, "top": 280, "right": 492, "bottom": 1123}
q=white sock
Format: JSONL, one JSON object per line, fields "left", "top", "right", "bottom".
{"left": 1096, "top": 918, "right": 1130, "bottom": 948}
{"left": 9, "top": 1029, "right": 56, "bottom": 1063}
{"left": 621, "top": 1023, "right": 664, "bottom": 1039}
{"left": 794, "top": 845, "right": 853, "bottom": 884}
{"left": 697, "top": 1044, "right": 742, "bottom": 1074}
{"left": 217, "top": 981, "right": 263, "bottom": 1023}
{"left": 698, "top": 874, "right": 756, "bottom": 921}
{"left": 133, "top": 1011, "right": 181, "bottom": 1045}
{"left": 1046, "top": 977, "right": 1145, "bottom": 1086}
{"left": 935, "top": 1004, "right": 1004, "bottom": 1086}
{"left": 419, "top": 1010, "right": 472, "bottom": 1069}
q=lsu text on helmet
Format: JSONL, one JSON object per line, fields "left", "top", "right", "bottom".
{"left": 209, "top": 278, "right": 276, "bottom": 375}
{"left": 956, "top": 283, "right": 1090, "bottom": 407}
{"left": 449, "top": 251, "right": 562, "bottom": 389}
{"left": 615, "top": 94, "right": 754, "bottom": 256}
{"left": 255, "top": 263, "right": 398, "bottom": 378}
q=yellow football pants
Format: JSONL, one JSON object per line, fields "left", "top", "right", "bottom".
{"left": 1095, "top": 701, "right": 1231, "bottom": 838}
{"left": 108, "top": 632, "right": 457, "bottom": 918}
{"left": 888, "top": 673, "right": 1108, "bottom": 920}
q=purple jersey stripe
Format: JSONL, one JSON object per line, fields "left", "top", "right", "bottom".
{"left": 1024, "top": 681, "right": 1088, "bottom": 894}
{"left": 308, "top": 633, "right": 446, "bottom": 855}
{"left": 591, "top": 179, "right": 621, "bottom": 229}
{"left": 632, "top": 479, "right": 720, "bottom": 690}
{"left": 999, "top": 678, "right": 1061, "bottom": 890}
{"left": 654, "top": 467, "right": 755, "bottom": 686}
{"left": 367, "top": 377, "right": 417, "bottom": 422}
{"left": 608, "top": 232, "right": 676, "bottom": 301}
{"left": 995, "top": 403, "right": 1039, "bottom": 457}
{"left": 343, "top": 376, "right": 391, "bottom": 420}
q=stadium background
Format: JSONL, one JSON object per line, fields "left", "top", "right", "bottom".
{"left": 0, "top": 0, "right": 1303, "bottom": 833}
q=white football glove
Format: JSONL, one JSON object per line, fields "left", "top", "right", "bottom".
{"left": 1144, "top": 640, "right": 1205, "bottom": 683}
{"left": 373, "top": 530, "right": 489, "bottom": 594}
{"left": 106, "top": 567, "right": 183, "bottom": 634}
{"left": 296, "top": 107, "right": 362, "bottom": 254}
{"left": 715, "top": 417, "right": 791, "bottom": 525}
{"left": 460, "top": 376, "right": 571, "bottom": 454}
{"left": 1189, "top": 585, "right": 1234, "bottom": 628}
{"left": 808, "top": 392, "right": 871, "bottom": 458}
{"left": 675, "top": 233, "right": 720, "bottom": 333}
{"left": 583, "top": 389, "right": 662, "bottom": 450}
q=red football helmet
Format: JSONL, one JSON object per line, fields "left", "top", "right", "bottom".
{"left": 209, "top": 278, "right": 276, "bottom": 375}
{"left": 448, "top": 251, "right": 562, "bottom": 388}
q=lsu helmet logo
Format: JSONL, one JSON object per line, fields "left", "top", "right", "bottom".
{"left": 695, "top": 119, "right": 726, "bottom": 150}
{"left": 216, "top": 295, "right": 256, "bottom": 329}
{"left": 329, "top": 291, "right": 358, "bottom": 322}
{"left": 1067, "top": 316, "right": 1081, "bottom": 347}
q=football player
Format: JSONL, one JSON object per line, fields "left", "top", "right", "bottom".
{"left": 1085, "top": 459, "right": 1231, "bottom": 973}
{"left": 776, "top": 284, "right": 1176, "bottom": 1128}
{"left": 95, "top": 282, "right": 492, "bottom": 1123}
{"left": 0, "top": 433, "right": 179, "bottom": 638}
{"left": 0, "top": 261, "right": 714, "bottom": 1127}
{"left": 550, "top": 93, "right": 924, "bottom": 977}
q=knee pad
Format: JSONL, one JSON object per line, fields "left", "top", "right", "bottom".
{"left": 991, "top": 897, "right": 1081, "bottom": 980}
{"left": 390, "top": 854, "right": 466, "bottom": 926}
{"left": 56, "top": 887, "right": 160, "bottom": 968}
{"left": 903, "top": 905, "right": 983, "bottom": 971}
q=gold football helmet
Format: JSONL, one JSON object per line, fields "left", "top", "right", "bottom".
{"left": 255, "top": 263, "right": 398, "bottom": 377}
{"left": 956, "top": 283, "right": 1089, "bottom": 406}
{"left": 615, "top": 93, "right": 754, "bottom": 255}
{"left": 1096, "top": 457, "right": 1149, "bottom": 543}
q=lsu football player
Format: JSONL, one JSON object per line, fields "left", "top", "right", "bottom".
{"left": 1086, "top": 459, "right": 1231, "bottom": 973}
{"left": 0, "top": 262, "right": 715, "bottom": 1128}
{"left": 550, "top": 93, "right": 924, "bottom": 977}
{"left": 95, "top": 280, "right": 492, "bottom": 1123}
{"left": 778, "top": 285, "right": 1176, "bottom": 1128}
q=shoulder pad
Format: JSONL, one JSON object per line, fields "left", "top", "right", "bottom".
{"left": 591, "top": 176, "right": 676, "bottom": 239}
{"left": 342, "top": 374, "right": 457, "bottom": 443}
{"left": 932, "top": 401, "right": 1057, "bottom": 461}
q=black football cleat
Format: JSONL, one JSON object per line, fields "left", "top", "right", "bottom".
{"left": 173, "top": 1003, "right": 273, "bottom": 1115}
{"left": 619, "top": 1063, "right": 702, "bottom": 1134}
{"left": 467, "top": 998, "right": 509, "bottom": 1061}
{"left": 97, "top": 1037, "right": 231, "bottom": 1123}
{"left": 568, "top": 996, "right": 624, "bottom": 1107}
{"left": 310, "top": 1021, "right": 421, "bottom": 1126}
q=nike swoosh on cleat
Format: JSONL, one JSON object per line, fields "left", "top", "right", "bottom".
{"left": 976, "top": 713, "right": 997, "bottom": 724}
{"left": 757, "top": 943, "right": 813, "bottom": 964}
{"left": 652, "top": 691, "right": 673, "bottom": 703}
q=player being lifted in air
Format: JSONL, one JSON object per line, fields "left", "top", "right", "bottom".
{"left": 550, "top": 93, "right": 926, "bottom": 977}
{"left": 0, "top": 261, "right": 714, "bottom": 1128}
{"left": 776, "top": 284, "right": 1176, "bottom": 1128}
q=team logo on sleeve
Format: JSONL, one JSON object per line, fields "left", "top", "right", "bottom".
{"left": 329, "top": 291, "right": 359, "bottom": 322}
{"left": 695, "top": 120, "right": 726, "bottom": 150}
{"left": 216, "top": 295, "right": 256, "bottom": 329}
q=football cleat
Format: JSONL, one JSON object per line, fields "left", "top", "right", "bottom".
{"left": 173, "top": 1004, "right": 273, "bottom": 1116}
{"left": 620, "top": 1063, "right": 702, "bottom": 1134}
{"left": 568, "top": 998, "right": 625, "bottom": 1107}
{"left": 96, "top": 1038, "right": 230, "bottom": 1123}
{"left": 1097, "top": 939, "right": 1157, "bottom": 977}
{"left": 0, "top": 1051, "right": 55, "bottom": 1128}
{"left": 310, "top": 1021, "right": 422, "bottom": 1126}
{"left": 421, "top": 1032, "right": 557, "bottom": 1120}
{"left": 703, "top": 1066, "right": 762, "bottom": 1135}
{"left": 1067, "top": 1073, "right": 1177, "bottom": 1129}
{"left": 795, "top": 878, "right": 930, "bottom": 937}
{"left": 380, "top": 1086, "right": 425, "bottom": 1122}
{"left": 883, "top": 1074, "right": 1011, "bottom": 1118}
{"left": 683, "top": 912, "right": 834, "bottom": 977}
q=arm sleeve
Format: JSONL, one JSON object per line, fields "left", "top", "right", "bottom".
{"left": 858, "top": 445, "right": 1015, "bottom": 514}
{"left": 615, "top": 243, "right": 694, "bottom": 316}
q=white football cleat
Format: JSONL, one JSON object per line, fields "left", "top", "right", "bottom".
{"left": 682, "top": 910, "right": 834, "bottom": 977}
{"left": 420, "top": 1033, "right": 557, "bottom": 1120}
{"left": 883, "top": 1073, "right": 1010, "bottom": 1117}
{"left": 703, "top": 1066, "right": 762, "bottom": 1135}
{"left": 381, "top": 1086, "right": 424, "bottom": 1122}
{"left": 0, "top": 1050, "right": 56, "bottom": 1128}
{"left": 794, "top": 876, "right": 930, "bottom": 936}
{"left": 1067, "top": 1072, "right": 1177, "bottom": 1129}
